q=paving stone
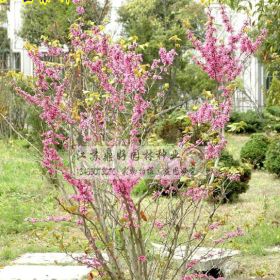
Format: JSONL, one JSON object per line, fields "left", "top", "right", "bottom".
{"left": 13, "top": 253, "right": 83, "bottom": 265}
{"left": 152, "top": 243, "right": 240, "bottom": 272}
{"left": 0, "top": 265, "right": 91, "bottom": 280}
{"left": 264, "top": 246, "right": 280, "bottom": 254}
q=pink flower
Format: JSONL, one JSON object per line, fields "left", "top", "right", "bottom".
{"left": 76, "top": 6, "right": 85, "bottom": 15}
{"left": 208, "top": 222, "right": 221, "bottom": 231}
{"left": 184, "top": 187, "right": 208, "bottom": 202}
{"left": 138, "top": 255, "right": 147, "bottom": 262}
{"left": 186, "top": 259, "right": 199, "bottom": 269}
{"left": 159, "top": 48, "right": 177, "bottom": 65}
{"left": 187, "top": 6, "right": 266, "bottom": 84}
{"left": 214, "top": 227, "right": 244, "bottom": 244}
{"left": 154, "top": 220, "right": 164, "bottom": 230}
{"left": 193, "top": 232, "right": 203, "bottom": 240}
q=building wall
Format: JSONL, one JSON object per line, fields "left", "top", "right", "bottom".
{"left": 7, "top": 0, "right": 33, "bottom": 75}
{"left": 234, "top": 57, "right": 265, "bottom": 111}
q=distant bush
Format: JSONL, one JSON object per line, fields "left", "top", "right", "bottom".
{"left": 266, "top": 105, "right": 280, "bottom": 117}
{"left": 265, "top": 138, "right": 280, "bottom": 177}
{"left": 132, "top": 179, "right": 149, "bottom": 196}
{"left": 210, "top": 151, "right": 251, "bottom": 203}
{"left": 263, "top": 106, "right": 280, "bottom": 132}
{"left": 240, "top": 133, "right": 270, "bottom": 168}
{"left": 133, "top": 150, "right": 252, "bottom": 203}
{"left": 228, "top": 110, "right": 264, "bottom": 133}
{"left": 0, "top": 73, "right": 30, "bottom": 137}
{"left": 265, "top": 75, "right": 280, "bottom": 107}
{"left": 0, "top": 196, "right": 32, "bottom": 235}
{"left": 132, "top": 178, "right": 182, "bottom": 197}
{"left": 25, "top": 106, "right": 46, "bottom": 149}
{"left": 155, "top": 110, "right": 190, "bottom": 144}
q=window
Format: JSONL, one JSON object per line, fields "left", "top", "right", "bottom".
{"left": 13, "top": 52, "right": 21, "bottom": 72}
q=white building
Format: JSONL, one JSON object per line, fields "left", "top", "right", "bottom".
{"left": 4, "top": 0, "right": 266, "bottom": 110}
{"left": 7, "top": 0, "right": 33, "bottom": 75}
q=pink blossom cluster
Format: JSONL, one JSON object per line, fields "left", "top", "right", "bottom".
{"left": 183, "top": 187, "right": 209, "bottom": 202}
{"left": 138, "top": 255, "right": 147, "bottom": 263}
{"left": 68, "top": 22, "right": 174, "bottom": 150}
{"left": 214, "top": 227, "right": 244, "bottom": 244}
{"left": 159, "top": 48, "right": 177, "bottom": 66}
{"left": 212, "top": 169, "right": 241, "bottom": 182}
{"left": 189, "top": 103, "right": 214, "bottom": 125}
{"left": 187, "top": 5, "right": 266, "bottom": 84}
{"left": 110, "top": 177, "right": 139, "bottom": 198}
{"left": 63, "top": 171, "right": 93, "bottom": 202}
{"left": 78, "top": 255, "right": 103, "bottom": 269}
{"left": 205, "top": 137, "right": 227, "bottom": 160}
{"left": 41, "top": 130, "right": 64, "bottom": 175}
{"left": 16, "top": 19, "right": 176, "bottom": 206}
{"left": 186, "top": 5, "right": 266, "bottom": 161}
{"left": 154, "top": 220, "right": 164, "bottom": 230}
{"left": 185, "top": 259, "right": 199, "bottom": 269}
{"left": 208, "top": 222, "right": 221, "bottom": 231}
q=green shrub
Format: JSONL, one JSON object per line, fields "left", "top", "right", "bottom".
{"left": 132, "top": 178, "right": 182, "bottom": 197}
{"left": 132, "top": 179, "right": 149, "bottom": 196}
{"left": 155, "top": 110, "right": 190, "bottom": 144}
{"left": 25, "top": 106, "right": 46, "bottom": 149}
{"left": 133, "top": 150, "right": 251, "bottom": 202}
{"left": 0, "top": 73, "right": 30, "bottom": 137}
{"left": 0, "top": 72, "right": 47, "bottom": 147}
{"left": 0, "top": 196, "right": 32, "bottom": 235}
{"left": 229, "top": 111, "right": 243, "bottom": 123}
{"left": 228, "top": 110, "right": 264, "bottom": 133}
{"left": 240, "top": 133, "right": 270, "bottom": 168}
{"left": 263, "top": 106, "right": 280, "bottom": 132}
{"left": 266, "top": 105, "right": 280, "bottom": 117}
{"left": 265, "top": 138, "right": 280, "bottom": 176}
{"left": 210, "top": 151, "right": 251, "bottom": 203}
{"left": 265, "top": 75, "right": 280, "bottom": 106}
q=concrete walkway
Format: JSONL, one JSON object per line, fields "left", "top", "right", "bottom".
{"left": 0, "top": 253, "right": 91, "bottom": 280}
{"left": 0, "top": 246, "right": 240, "bottom": 279}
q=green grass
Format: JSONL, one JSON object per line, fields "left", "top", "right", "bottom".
{"left": 223, "top": 134, "right": 280, "bottom": 256}
{"left": 226, "top": 133, "right": 250, "bottom": 160}
{"left": 0, "top": 139, "right": 80, "bottom": 266}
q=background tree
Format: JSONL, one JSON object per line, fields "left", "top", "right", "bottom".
{"left": 20, "top": 0, "right": 111, "bottom": 45}
{"left": 0, "top": 1, "right": 9, "bottom": 69}
{"left": 0, "top": 1, "right": 8, "bottom": 24}
{"left": 118, "top": 0, "right": 217, "bottom": 106}
{"left": 254, "top": 0, "right": 280, "bottom": 74}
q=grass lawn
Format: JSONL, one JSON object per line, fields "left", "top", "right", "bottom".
{"left": 0, "top": 139, "right": 82, "bottom": 267}
{"left": 1, "top": 135, "right": 280, "bottom": 278}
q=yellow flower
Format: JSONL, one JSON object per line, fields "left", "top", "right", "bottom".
{"left": 169, "top": 35, "right": 182, "bottom": 42}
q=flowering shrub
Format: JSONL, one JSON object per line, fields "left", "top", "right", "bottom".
{"left": 210, "top": 150, "right": 251, "bottom": 203}
{"left": 17, "top": 2, "right": 265, "bottom": 280}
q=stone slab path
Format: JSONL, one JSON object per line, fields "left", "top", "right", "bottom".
{"left": 0, "top": 247, "right": 240, "bottom": 279}
{"left": 0, "top": 253, "right": 91, "bottom": 280}
{"left": 152, "top": 243, "right": 240, "bottom": 276}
